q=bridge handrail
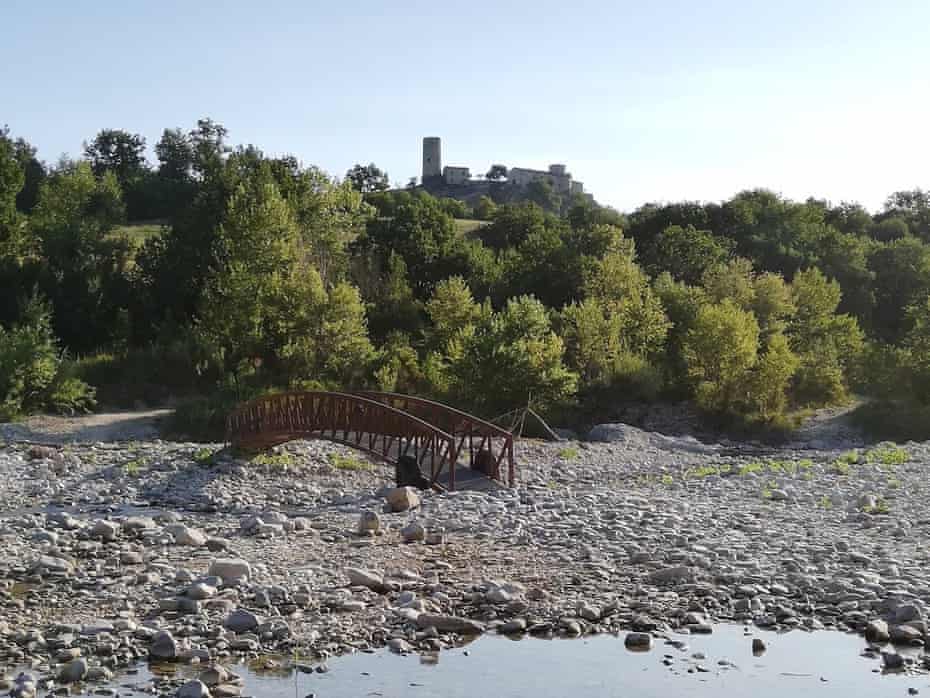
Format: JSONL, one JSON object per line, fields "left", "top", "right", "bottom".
{"left": 351, "top": 391, "right": 514, "bottom": 438}
{"left": 225, "top": 391, "right": 457, "bottom": 443}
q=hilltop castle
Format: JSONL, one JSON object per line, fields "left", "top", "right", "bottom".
{"left": 421, "top": 136, "right": 589, "bottom": 198}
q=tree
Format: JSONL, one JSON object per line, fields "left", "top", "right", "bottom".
{"left": 789, "top": 267, "right": 863, "bottom": 405}
{"left": 345, "top": 163, "right": 389, "bottom": 193}
{"left": 584, "top": 238, "right": 670, "bottom": 358}
{"left": 438, "top": 295, "right": 577, "bottom": 415}
{"left": 868, "top": 237, "right": 930, "bottom": 343}
{"left": 486, "top": 164, "right": 508, "bottom": 181}
{"left": 683, "top": 300, "right": 759, "bottom": 414}
{"left": 31, "top": 162, "right": 130, "bottom": 352}
{"left": 83, "top": 129, "right": 147, "bottom": 186}
{"left": 882, "top": 189, "right": 930, "bottom": 241}
{"left": 155, "top": 128, "right": 195, "bottom": 181}
{"left": 195, "top": 170, "right": 372, "bottom": 392}
{"left": 525, "top": 178, "right": 561, "bottom": 213}
{"left": 473, "top": 195, "right": 497, "bottom": 220}
{"left": 426, "top": 276, "right": 481, "bottom": 349}
{"left": 646, "top": 224, "right": 733, "bottom": 284}
{"left": 0, "top": 129, "right": 29, "bottom": 261}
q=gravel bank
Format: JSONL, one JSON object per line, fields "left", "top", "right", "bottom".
{"left": 1, "top": 419, "right": 929, "bottom": 693}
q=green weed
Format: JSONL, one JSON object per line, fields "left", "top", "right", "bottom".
{"left": 329, "top": 453, "right": 371, "bottom": 471}
{"left": 122, "top": 459, "right": 142, "bottom": 476}
{"left": 865, "top": 444, "right": 908, "bottom": 467}
{"left": 558, "top": 447, "right": 580, "bottom": 460}
{"left": 193, "top": 447, "right": 215, "bottom": 464}
{"left": 252, "top": 452, "right": 295, "bottom": 470}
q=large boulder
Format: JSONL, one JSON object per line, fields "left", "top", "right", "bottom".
{"left": 165, "top": 525, "right": 207, "bottom": 546}
{"left": 90, "top": 520, "right": 120, "bottom": 542}
{"left": 224, "top": 609, "right": 261, "bottom": 633}
{"left": 208, "top": 559, "right": 252, "bottom": 586}
{"left": 386, "top": 487, "right": 420, "bottom": 512}
{"left": 150, "top": 630, "right": 178, "bottom": 661}
{"left": 346, "top": 568, "right": 384, "bottom": 591}
{"left": 177, "top": 680, "right": 211, "bottom": 698}
{"left": 57, "top": 658, "right": 87, "bottom": 684}
{"left": 401, "top": 521, "right": 425, "bottom": 543}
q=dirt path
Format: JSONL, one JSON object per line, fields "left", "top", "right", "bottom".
{"left": 0, "top": 409, "right": 173, "bottom": 444}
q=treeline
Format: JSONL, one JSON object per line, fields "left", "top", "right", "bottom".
{"left": 1, "top": 120, "right": 929, "bottom": 437}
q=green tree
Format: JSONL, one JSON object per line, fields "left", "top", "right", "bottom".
{"left": 742, "top": 332, "right": 798, "bottom": 420}
{"left": 486, "top": 164, "right": 508, "bottom": 181}
{"left": 473, "top": 195, "right": 497, "bottom": 220}
{"left": 439, "top": 295, "right": 577, "bottom": 415}
{"left": 426, "top": 276, "right": 481, "bottom": 349}
{"left": 683, "top": 300, "right": 759, "bottom": 414}
{"left": 345, "top": 163, "right": 389, "bottom": 193}
{"left": 31, "top": 162, "right": 131, "bottom": 352}
{"left": 0, "top": 129, "right": 30, "bottom": 261}
{"left": 83, "top": 129, "right": 147, "bottom": 187}
{"left": 868, "top": 237, "right": 930, "bottom": 343}
{"left": 646, "top": 224, "right": 733, "bottom": 284}
{"left": 789, "top": 268, "right": 863, "bottom": 405}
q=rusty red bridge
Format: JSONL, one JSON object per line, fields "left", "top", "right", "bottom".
{"left": 225, "top": 391, "right": 515, "bottom": 490}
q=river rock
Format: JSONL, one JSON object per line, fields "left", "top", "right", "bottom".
{"left": 401, "top": 521, "right": 425, "bottom": 542}
{"left": 625, "top": 632, "right": 653, "bottom": 649}
{"left": 866, "top": 619, "right": 890, "bottom": 643}
{"left": 90, "top": 520, "right": 120, "bottom": 541}
{"left": 165, "top": 524, "right": 207, "bottom": 546}
{"left": 224, "top": 609, "right": 261, "bottom": 633}
{"left": 57, "top": 658, "right": 87, "bottom": 683}
{"left": 149, "top": 630, "right": 178, "bottom": 660}
{"left": 357, "top": 511, "right": 380, "bottom": 535}
{"left": 177, "top": 680, "right": 211, "bottom": 698}
{"left": 208, "top": 558, "right": 252, "bottom": 585}
{"left": 415, "top": 614, "right": 484, "bottom": 634}
{"left": 346, "top": 567, "right": 384, "bottom": 591}
{"left": 386, "top": 487, "right": 420, "bottom": 512}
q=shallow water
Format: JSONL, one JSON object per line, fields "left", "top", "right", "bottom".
{"left": 126, "top": 625, "right": 926, "bottom": 698}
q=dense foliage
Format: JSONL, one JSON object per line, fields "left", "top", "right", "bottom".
{"left": 1, "top": 120, "right": 928, "bottom": 437}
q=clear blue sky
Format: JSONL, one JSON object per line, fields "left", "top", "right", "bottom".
{"left": 4, "top": 0, "right": 928, "bottom": 211}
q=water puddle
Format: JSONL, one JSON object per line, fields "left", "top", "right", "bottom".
{"left": 105, "top": 625, "right": 925, "bottom": 698}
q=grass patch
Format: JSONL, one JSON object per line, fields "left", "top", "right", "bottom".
{"left": 193, "top": 447, "right": 216, "bottom": 464}
{"left": 251, "top": 452, "right": 294, "bottom": 469}
{"left": 122, "top": 458, "right": 143, "bottom": 476}
{"left": 329, "top": 453, "right": 371, "bottom": 471}
{"left": 454, "top": 219, "right": 485, "bottom": 236}
{"left": 865, "top": 443, "right": 909, "bottom": 466}
{"left": 111, "top": 221, "right": 166, "bottom": 245}
{"left": 557, "top": 446, "right": 580, "bottom": 460}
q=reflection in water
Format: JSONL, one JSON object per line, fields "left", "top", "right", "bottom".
{"left": 115, "top": 625, "right": 922, "bottom": 698}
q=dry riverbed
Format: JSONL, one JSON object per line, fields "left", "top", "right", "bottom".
{"left": 0, "top": 415, "right": 929, "bottom": 696}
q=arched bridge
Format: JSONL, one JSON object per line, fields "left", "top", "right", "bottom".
{"left": 225, "top": 391, "right": 515, "bottom": 490}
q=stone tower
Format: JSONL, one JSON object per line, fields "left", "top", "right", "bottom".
{"left": 422, "top": 137, "right": 441, "bottom": 181}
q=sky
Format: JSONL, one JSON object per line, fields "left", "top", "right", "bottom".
{"left": 3, "top": 0, "right": 929, "bottom": 212}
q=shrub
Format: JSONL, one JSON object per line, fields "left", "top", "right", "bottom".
{"left": 0, "top": 297, "right": 95, "bottom": 419}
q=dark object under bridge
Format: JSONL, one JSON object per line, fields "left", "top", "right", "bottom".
{"left": 224, "top": 391, "right": 515, "bottom": 490}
